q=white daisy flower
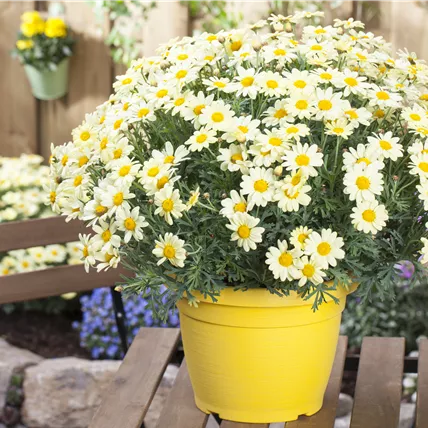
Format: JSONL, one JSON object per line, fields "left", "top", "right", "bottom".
{"left": 256, "top": 71, "right": 287, "bottom": 97}
{"left": 282, "top": 123, "right": 311, "bottom": 142}
{"left": 282, "top": 142, "right": 324, "bottom": 177}
{"left": 283, "top": 69, "right": 318, "bottom": 91}
{"left": 409, "top": 153, "right": 428, "bottom": 178}
{"left": 368, "top": 85, "right": 402, "bottom": 108}
{"left": 332, "top": 69, "right": 370, "bottom": 96}
{"left": 343, "top": 164, "right": 384, "bottom": 203}
{"left": 407, "top": 139, "right": 428, "bottom": 156}
{"left": 274, "top": 182, "right": 311, "bottom": 212}
{"left": 154, "top": 186, "right": 187, "bottom": 225}
{"left": 351, "top": 200, "right": 388, "bottom": 234}
{"left": 262, "top": 99, "right": 293, "bottom": 127}
{"left": 325, "top": 119, "right": 355, "bottom": 140}
{"left": 266, "top": 240, "right": 302, "bottom": 281}
{"left": 314, "top": 87, "right": 345, "bottom": 121}
{"left": 220, "top": 190, "right": 248, "bottom": 218}
{"left": 420, "top": 237, "right": 428, "bottom": 264}
{"left": 367, "top": 132, "right": 403, "bottom": 161}
{"left": 115, "top": 206, "right": 148, "bottom": 243}
{"left": 286, "top": 89, "right": 315, "bottom": 120}
{"left": 185, "top": 128, "right": 217, "bottom": 152}
{"left": 290, "top": 226, "right": 313, "bottom": 250}
{"left": 240, "top": 167, "right": 275, "bottom": 209}
{"left": 231, "top": 66, "right": 259, "bottom": 99}
{"left": 343, "top": 104, "right": 372, "bottom": 127}
{"left": 152, "top": 142, "right": 190, "bottom": 166}
{"left": 218, "top": 144, "right": 251, "bottom": 174}
{"left": 100, "top": 183, "right": 135, "bottom": 216}
{"left": 305, "top": 228, "right": 345, "bottom": 268}
{"left": 343, "top": 144, "right": 384, "bottom": 171}
{"left": 95, "top": 248, "right": 121, "bottom": 272}
{"left": 296, "top": 256, "right": 326, "bottom": 286}
{"left": 92, "top": 220, "right": 122, "bottom": 253}
{"left": 152, "top": 233, "right": 187, "bottom": 267}
{"left": 199, "top": 100, "right": 236, "bottom": 132}
{"left": 226, "top": 212, "right": 265, "bottom": 252}
{"left": 222, "top": 116, "right": 261, "bottom": 143}
{"left": 181, "top": 91, "right": 214, "bottom": 125}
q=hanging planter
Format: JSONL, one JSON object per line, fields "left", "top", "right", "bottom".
{"left": 12, "top": 10, "right": 74, "bottom": 101}
{"left": 24, "top": 58, "right": 70, "bottom": 100}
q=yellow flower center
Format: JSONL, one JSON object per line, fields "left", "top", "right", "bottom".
{"left": 61, "top": 155, "right": 68, "bottom": 166}
{"left": 162, "top": 199, "right": 174, "bottom": 212}
{"left": 99, "top": 116, "right": 105, "bottom": 124}
{"left": 260, "top": 150, "right": 271, "bottom": 156}
{"left": 274, "top": 48, "right": 286, "bottom": 56}
{"left": 157, "top": 176, "right": 169, "bottom": 189}
{"left": 164, "top": 155, "right": 175, "bottom": 164}
{"left": 113, "top": 192, "right": 124, "bottom": 206}
{"left": 333, "top": 127, "right": 344, "bottom": 134}
{"left": 294, "top": 80, "right": 306, "bottom": 89}
{"left": 254, "top": 179, "right": 268, "bottom": 193}
{"left": 286, "top": 126, "right": 299, "bottom": 134}
{"left": 379, "top": 140, "right": 392, "bottom": 150}
{"left": 285, "top": 189, "right": 299, "bottom": 199}
{"left": 176, "top": 70, "right": 187, "bottom": 79}
{"left": 138, "top": 108, "right": 150, "bottom": 118}
{"left": 230, "top": 40, "right": 242, "bottom": 51}
{"left": 213, "top": 81, "right": 226, "bottom": 88}
{"left": 318, "top": 100, "right": 332, "bottom": 111}
{"left": 175, "top": 98, "right": 185, "bottom": 106}
{"left": 148, "top": 166, "right": 159, "bottom": 177}
{"left": 119, "top": 165, "right": 131, "bottom": 177}
{"left": 269, "top": 137, "right": 282, "bottom": 147}
{"left": 356, "top": 53, "right": 367, "bottom": 61}
{"left": 83, "top": 246, "right": 89, "bottom": 258}
{"left": 345, "top": 109, "right": 358, "bottom": 120}
{"left": 279, "top": 252, "right": 293, "bottom": 267}
{"left": 177, "top": 53, "right": 188, "bottom": 60}
{"left": 79, "top": 156, "right": 89, "bottom": 167}
{"left": 105, "top": 253, "right": 114, "bottom": 263}
{"left": 356, "top": 176, "right": 370, "bottom": 190}
{"left": 241, "top": 76, "right": 254, "bottom": 87}
{"left": 122, "top": 78, "right": 132, "bottom": 85}
{"left": 193, "top": 104, "right": 205, "bottom": 115}
{"left": 114, "top": 119, "right": 123, "bottom": 130}
{"left": 419, "top": 94, "right": 428, "bottom": 101}
{"left": 317, "top": 242, "right": 331, "bottom": 256}
{"left": 410, "top": 113, "right": 421, "bottom": 121}
{"left": 419, "top": 162, "right": 428, "bottom": 173}
{"left": 49, "top": 191, "right": 56, "bottom": 203}
{"left": 80, "top": 131, "right": 90, "bottom": 141}
{"left": 207, "top": 35, "right": 217, "bottom": 41}
{"left": 238, "top": 125, "right": 248, "bottom": 134}
{"left": 95, "top": 205, "right": 107, "bottom": 216}
{"left": 212, "top": 112, "right": 224, "bottom": 123}
{"left": 237, "top": 225, "right": 251, "bottom": 239}
{"left": 357, "top": 157, "right": 371, "bottom": 165}
{"left": 302, "top": 263, "right": 315, "bottom": 277}
{"left": 311, "top": 44, "right": 323, "bottom": 51}
{"left": 291, "top": 173, "right": 301, "bottom": 186}
{"left": 22, "top": 261, "right": 29, "bottom": 268}
{"left": 274, "top": 109, "right": 287, "bottom": 119}
{"left": 376, "top": 91, "right": 390, "bottom": 100}
{"left": 298, "top": 233, "right": 308, "bottom": 244}
{"left": 204, "top": 55, "right": 214, "bottom": 61}
{"left": 417, "top": 127, "right": 428, "bottom": 136}
{"left": 362, "top": 209, "right": 376, "bottom": 222}
{"left": 234, "top": 202, "right": 246, "bottom": 213}
{"left": 196, "top": 134, "right": 207, "bottom": 143}
{"left": 100, "top": 138, "right": 108, "bottom": 149}
{"left": 320, "top": 72, "right": 332, "bottom": 80}
{"left": 163, "top": 244, "right": 176, "bottom": 259}
{"left": 156, "top": 89, "right": 168, "bottom": 98}
{"left": 231, "top": 153, "right": 243, "bottom": 163}
{"left": 295, "top": 154, "right": 310, "bottom": 166}
{"left": 373, "top": 109, "right": 385, "bottom": 119}
{"left": 266, "top": 80, "right": 278, "bottom": 89}
{"left": 315, "top": 28, "right": 326, "bottom": 34}
{"left": 102, "top": 230, "right": 112, "bottom": 242}
{"left": 344, "top": 77, "right": 358, "bottom": 87}
{"left": 74, "top": 175, "right": 83, "bottom": 187}
{"left": 296, "top": 100, "right": 308, "bottom": 110}
{"left": 124, "top": 218, "right": 136, "bottom": 230}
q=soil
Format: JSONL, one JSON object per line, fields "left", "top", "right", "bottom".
{"left": 0, "top": 311, "right": 90, "bottom": 359}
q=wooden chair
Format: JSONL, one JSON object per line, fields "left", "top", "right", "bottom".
{"left": 0, "top": 216, "right": 129, "bottom": 351}
{"left": 90, "top": 329, "right": 428, "bottom": 428}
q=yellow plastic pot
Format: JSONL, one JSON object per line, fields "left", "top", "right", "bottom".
{"left": 177, "top": 283, "right": 357, "bottom": 423}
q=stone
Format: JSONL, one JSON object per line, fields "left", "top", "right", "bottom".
{"left": 399, "top": 402, "right": 416, "bottom": 428}
{"left": 334, "top": 414, "right": 351, "bottom": 428}
{"left": 144, "top": 364, "right": 179, "bottom": 428}
{"left": 22, "top": 357, "right": 121, "bottom": 428}
{"left": 0, "top": 339, "right": 42, "bottom": 409}
{"left": 336, "top": 393, "right": 353, "bottom": 418}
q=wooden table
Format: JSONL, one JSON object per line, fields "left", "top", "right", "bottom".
{"left": 89, "top": 328, "right": 428, "bottom": 428}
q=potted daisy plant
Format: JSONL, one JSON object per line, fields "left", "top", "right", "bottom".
{"left": 12, "top": 11, "right": 74, "bottom": 100}
{"left": 48, "top": 11, "right": 428, "bottom": 423}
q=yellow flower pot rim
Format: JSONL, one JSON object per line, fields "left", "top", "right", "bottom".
{"left": 187, "top": 282, "right": 358, "bottom": 308}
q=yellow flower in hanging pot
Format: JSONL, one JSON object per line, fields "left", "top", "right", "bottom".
{"left": 20, "top": 11, "right": 45, "bottom": 37}
{"left": 16, "top": 39, "right": 34, "bottom": 50}
{"left": 44, "top": 17, "right": 67, "bottom": 38}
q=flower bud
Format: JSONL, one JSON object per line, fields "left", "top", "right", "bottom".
{"left": 217, "top": 35, "right": 225, "bottom": 44}
{"left": 337, "top": 27, "right": 344, "bottom": 35}
{"left": 273, "top": 22, "right": 283, "bottom": 32}
{"left": 285, "top": 22, "right": 293, "bottom": 33}
{"left": 114, "top": 286, "right": 123, "bottom": 292}
{"left": 393, "top": 175, "right": 399, "bottom": 181}
{"left": 274, "top": 165, "right": 283, "bottom": 176}
{"left": 236, "top": 134, "right": 246, "bottom": 144}
{"left": 203, "top": 192, "right": 210, "bottom": 199}
{"left": 252, "top": 39, "right": 262, "bottom": 52}
{"left": 275, "top": 64, "right": 284, "bottom": 72}
{"left": 160, "top": 60, "right": 169, "bottom": 70}
{"left": 221, "top": 193, "right": 227, "bottom": 199}
{"left": 148, "top": 199, "right": 154, "bottom": 204}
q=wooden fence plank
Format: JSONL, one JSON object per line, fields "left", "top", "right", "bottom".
{"left": 156, "top": 359, "right": 209, "bottom": 428}
{"left": 0, "top": 216, "right": 88, "bottom": 252}
{"left": 0, "top": 1, "right": 37, "bottom": 156}
{"left": 350, "top": 337, "right": 405, "bottom": 428}
{"left": 90, "top": 328, "right": 180, "bottom": 428}
{"left": 284, "top": 336, "right": 348, "bottom": 428}
{"left": 220, "top": 421, "right": 268, "bottom": 428}
{"left": 416, "top": 339, "right": 428, "bottom": 428}
{"left": 0, "top": 263, "right": 128, "bottom": 304}
{"left": 39, "top": 1, "right": 112, "bottom": 159}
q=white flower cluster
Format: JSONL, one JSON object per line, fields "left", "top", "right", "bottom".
{"left": 0, "top": 154, "right": 53, "bottom": 222}
{"left": 48, "top": 12, "right": 428, "bottom": 286}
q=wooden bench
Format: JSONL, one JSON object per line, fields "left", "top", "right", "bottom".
{"left": 90, "top": 329, "right": 428, "bottom": 428}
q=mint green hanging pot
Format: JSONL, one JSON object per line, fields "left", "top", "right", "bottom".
{"left": 24, "top": 58, "right": 70, "bottom": 101}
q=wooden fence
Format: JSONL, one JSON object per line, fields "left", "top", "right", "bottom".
{"left": 1, "top": 1, "right": 428, "bottom": 160}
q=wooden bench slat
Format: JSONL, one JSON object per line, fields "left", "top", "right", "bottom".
{"left": 0, "top": 264, "right": 128, "bottom": 304}
{"left": 284, "top": 336, "right": 348, "bottom": 428}
{"left": 90, "top": 328, "right": 180, "bottom": 428}
{"left": 156, "top": 359, "right": 209, "bottom": 428}
{"left": 416, "top": 338, "right": 428, "bottom": 428}
{"left": 350, "top": 337, "right": 405, "bottom": 428}
{"left": 0, "top": 217, "right": 87, "bottom": 252}
{"left": 220, "top": 421, "right": 269, "bottom": 428}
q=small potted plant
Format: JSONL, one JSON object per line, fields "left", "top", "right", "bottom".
{"left": 48, "top": 11, "right": 428, "bottom": 423}
{"left": 12, "top": 11, "right": 74, "bottom": 100}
